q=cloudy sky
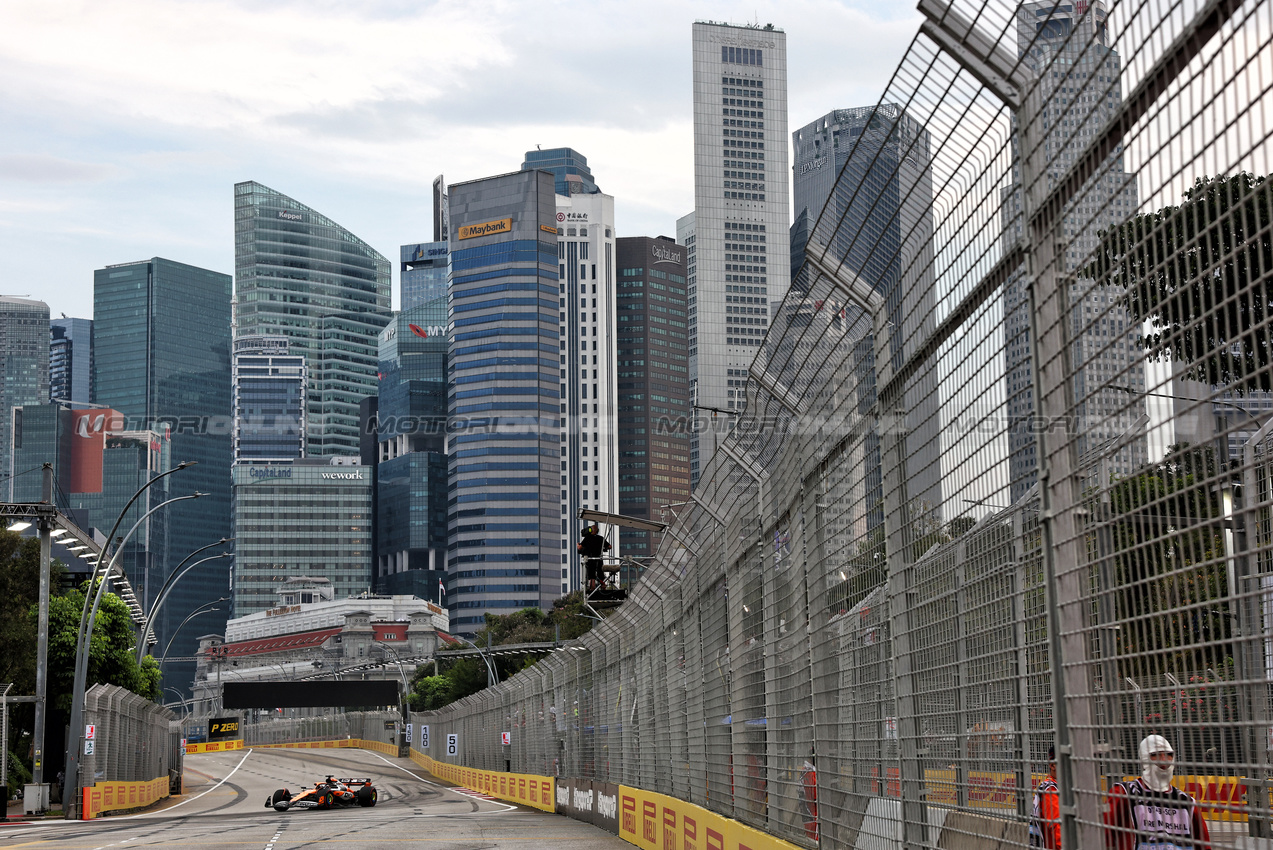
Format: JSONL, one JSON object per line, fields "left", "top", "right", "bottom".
{"left": 2, "top": 0, "right": 918, "bottom": 318}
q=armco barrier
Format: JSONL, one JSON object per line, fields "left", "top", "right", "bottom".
{"left": 82, "top": 776, "right": 170, "bottom": 820}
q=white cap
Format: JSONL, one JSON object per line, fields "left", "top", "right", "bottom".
{"left": 1139, "top": 734, "right": 1173, "bottom": 760}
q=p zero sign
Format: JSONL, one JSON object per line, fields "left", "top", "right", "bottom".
{"left": 208, "top": 716, "right": 240, "bottom": 740}
{"left": 458, "top": 218, "right": 512, "bottom": 240}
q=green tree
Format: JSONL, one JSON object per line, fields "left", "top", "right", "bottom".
{"left": 411, "top": 592, "right": 596, "bottom": 711}
{"left": 1105, "top": 444, "right": 1230, "bottom": 677}
{"left": 44, "top": 584, "right": 162, "bottom": 710}
{"left": 1084, "top": 172, "right": 1273, "bottom": 392}
{"left": 0, "top": 531, "right": 59, "bottom": 692}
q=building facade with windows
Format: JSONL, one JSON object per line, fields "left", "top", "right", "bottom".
{"left": 551, "top": 186, "right": 619, "bottom": 590}
{"left": 790, "top": 104, "right": 943, "bottom": 522}
{"left": 233, "top": 181, "right": 392, "bottom": 458}
{"left": 1, "top": 296, "right": 50, "bottom": 488}
{"left": 1003, "top": 0, "right": 1144, "bottom": 500}
{"left": 93, "top": 257, "right": 232, "bottom": 693}
{"left": 614, "top": 237, "right": 692, "bottom": 580}
{"left": 231, "top": 459, "right": 373, "bottom": 616}
{"left": 50, "top": 316, "right": 93, "bottom": 407}
{"left": 445, "top": 170, "right": 563, "bottom": 636}
{"left": 400, "top": 241, "right": 449, "bottom": 311}
{"left": 688, "top": 21, "right": 790, "bottom": 487}
{"left": 232, "top": 335, "right": 306, "bottom": 464}
{"left": 375, "top": 298, "right": 449, "bottom": 601}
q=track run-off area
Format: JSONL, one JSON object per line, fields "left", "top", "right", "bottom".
{"left": 0, "top": 748, "right": 630, "bottom": 850}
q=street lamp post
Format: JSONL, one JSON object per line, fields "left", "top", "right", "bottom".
{"left": 450, "top": 635, "right": 497, "bottom": 686}
{"left": 63, "top": 460, "right": 196, "bottom": 819}
{"left": 159, "top": 598, "right": 227, "bottom": 667}
{"left": 137, "top": 547, "right": 233, "bottom": 665}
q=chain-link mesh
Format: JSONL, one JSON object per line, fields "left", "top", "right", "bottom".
{"left": 81, "top": 684, "right": 178, "bottom": 786}
{"left": 414, "top": 0, "right": 1273, "bottom": 846}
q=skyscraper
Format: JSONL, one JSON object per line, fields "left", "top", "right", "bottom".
{"left": 1, "top": 295, "right": 50, "bottom": 489}
{"left": 615, "top": 236, "right": 692, "bottom": 579}
{"left": 400, "top": 241, "right": 449, "bottom": 311}
{"left": 688, "top": 21, "right": 791, "bottom": 487}
{"left": 375, "top": 297, "right": 448, "bottom": 599}
{"left": 231, "top": 458, "right": 373, "bottom": 615}
{"left": 446, "top": 169, "right": 562, "bottom": 635}
{"left": 233, "top": 181, "right": 393, "bottom": 457}
{"left": 522, "top": 148, "right": 621, "bottom": 592}
{"left": 791, "top": 105, "right": 943, "bottom": 519}
{"left": 1004, "top": 0, "right": 1144, "bottom": 501}
{"left": 49, "top": 317, "right": 93, "bottom": 407}
{"left": 93, "top": 257, "right": 232, "bottom": 690}
{"left": 232, "top": 335, "right": 305, "bottom": 463}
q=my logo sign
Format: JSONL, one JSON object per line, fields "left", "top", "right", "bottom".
{"left": 75, "top": 414, "right": 108, "bottom": 438}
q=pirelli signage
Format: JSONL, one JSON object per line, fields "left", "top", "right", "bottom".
{"left": 458, "top": 217, "right": 512, "bottom": 240}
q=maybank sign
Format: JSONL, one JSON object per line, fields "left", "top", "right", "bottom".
{"left": 458, "top": 218, "right": 512, "bottom": 240}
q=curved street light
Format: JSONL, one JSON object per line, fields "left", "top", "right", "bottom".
{"left": 64, "top": 461, "right": 197, "bottom": 819}
{"left": 374, "top": 641, "right": 412, "bottom": 722}
{"left": 137, "top": 547, "right": 234, "bottom": 665}
{"left": 449, "top": 634, "right": 497, "bottom": 686}
{"left": 159, "top": 597, "right": 228, "bottom": 667}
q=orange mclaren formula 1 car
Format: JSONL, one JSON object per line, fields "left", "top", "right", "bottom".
{"left": 265, "top": 776, "right": 378, "bottom": 811}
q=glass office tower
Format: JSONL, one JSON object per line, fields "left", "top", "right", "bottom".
{"left": 446, "top": 169, "right": 562, "bottom": 636}
{"left": 522, "top": 148, "right": 600, "bottom": 196}
{"left": 614, "top": 236, "right": 692, "bottom": 582}
{"left": 1, "top": 295, "right": 50, "bottom": 489}
{"left": 50, "top": 317, "right": 93, "bottom": 407}
{"left": 376, "top": 298, "right": 448, "bottom": 599}
{"left": 93, "top": 257, "right": 232, "bottom": 693}
{"left": 233, "top": 181, "right": 392, "bottom": 457}
{"left": 401, "top": 241, "right": 449, "bottom": 311}
{"left": 232, "top": 460, "right": 373, "bottom": 615}
{"left": 232, "top": 335, "right": 306, "bottom": 463}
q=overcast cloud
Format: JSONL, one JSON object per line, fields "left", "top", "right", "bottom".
{"left": 1, "top": 0, "right": 917, "bottom": 317}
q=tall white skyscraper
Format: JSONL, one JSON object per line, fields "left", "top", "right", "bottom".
{"left": 688, "top": 21, "right": 790, "bottom": 486}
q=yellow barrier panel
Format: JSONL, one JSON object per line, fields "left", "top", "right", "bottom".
{"left": 185, "top": 739, "right": 244, "bottom": 755}
{"left": 409, "top": 750, "right": 555, "bottom": 813}
{"left": 250, "top": 739, "right": 356, "bottom": 751}
{"left": 618, "top": 784, "right": 804, "bottom": 850}
{"left": 82, "top": 776, "right": 169, "bottom": 819}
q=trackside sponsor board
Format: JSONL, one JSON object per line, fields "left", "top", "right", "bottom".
{"left": 81, "top": 776, "right": 170, "bottom": 819}
{"left": 208, "top": 716, "right": 240, "bottom": 740}
{"left": 409, "top": 751, "right": 555, "bottom": 813}
{"left": 618, "top": 784, "right": 804, "bottom": 850}
{"left": 185, "top": 738, "right": 244, "bottom": 755}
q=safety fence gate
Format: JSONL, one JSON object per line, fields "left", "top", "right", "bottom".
{"left": 418, "top": 0, "right": 1273, "bottom": 847}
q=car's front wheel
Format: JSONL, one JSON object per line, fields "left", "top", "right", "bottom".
{"left": 270, "top": 789, "right": 291, "bottom": 812}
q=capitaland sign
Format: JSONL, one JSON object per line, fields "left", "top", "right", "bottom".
{"left": 458, "top": 218, "right": 512, "bottom": 240}
{"left": 249, "top": 467, "right": 292, "bottom": 479}
{"left": 651, "top": 244, "right": 683, "bottom": 266}
{"left": 321, "top": 470, "right": 365, "bottom": 480}
{"left": 799, "top": 156, "right": 829, "bottom": 175}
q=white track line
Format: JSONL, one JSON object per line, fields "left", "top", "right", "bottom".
{"left": 364, "top": 751, "right": 517, "bottom": 813}
{"left": 119, "top": 748, "right": 255, "bottom": 819}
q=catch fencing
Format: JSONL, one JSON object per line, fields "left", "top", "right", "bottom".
{"left": 233, "top": 711, "right": 400, "bottom": 749}
{"left": 418, "top": 0, "right": 1273, "bottom": 847}
{"left": 80, "top": 684, "right": 180, "bottom": 789}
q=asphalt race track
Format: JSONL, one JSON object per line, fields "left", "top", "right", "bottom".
{"left": 0, "top": 748, "right": 629, "bottom": 850}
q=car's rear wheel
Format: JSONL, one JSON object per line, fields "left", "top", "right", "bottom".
{"left": 271, "top": 789, "right": 291, "bottom": 811}
{"left": 356, "top": 786, "right": 378, "bottom": 807}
